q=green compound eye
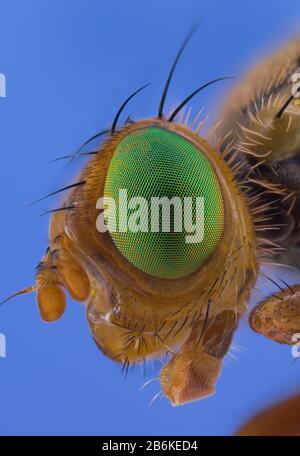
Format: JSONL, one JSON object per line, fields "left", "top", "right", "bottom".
{"left": 103, "top": 126, "right": 224, "bottom": 278}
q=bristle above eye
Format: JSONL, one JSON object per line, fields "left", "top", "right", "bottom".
{"left": 51, "top": 151, "right": 98, "bottom": 163}
{"left": 68, "top": 128, "right": 109, "bottom": 163}
{"left": 168, "top": 77, "right": 234, "bottom": 122}
{"left": 40, "top": 206, "right": 75, "bottom": 217}
{"left": 158, "top": 25, "right": 199, "bottom": 118}
{"left": 111, "top": 83, "right": 150, "bottom": 134}
{"left": 28, "top": 181, "right": 86, "bottom": 207}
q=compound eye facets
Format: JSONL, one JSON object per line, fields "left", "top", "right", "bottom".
{"left": 103, "top": 126, "right": 224, "bottom": 278}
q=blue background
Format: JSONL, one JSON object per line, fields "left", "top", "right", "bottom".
{"left": 0, "top": 0, "right": 300, "bottom": 436}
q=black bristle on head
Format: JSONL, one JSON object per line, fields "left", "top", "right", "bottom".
{"left": 28, "top": 181, "right": 86, "bottom": 207}
{"left": 111, "top": 84, "right": 150, "bottom": 134}
{"left": 40, "top": 206, "right": 75, "bottom": 217}
{"left": 51, "top": 151, "right": 98, "bottom": 163}
{"left": 168, "top": 77, "right": 234, "bottom": 122}
{"left": 275, "top": 95, "right": 294, "bottom": 119}
{"left": 68, "top": 128, "right": 109, "bottom": 164}
{"left": 158, "top": 24, "right": 199, "bottom": 118}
